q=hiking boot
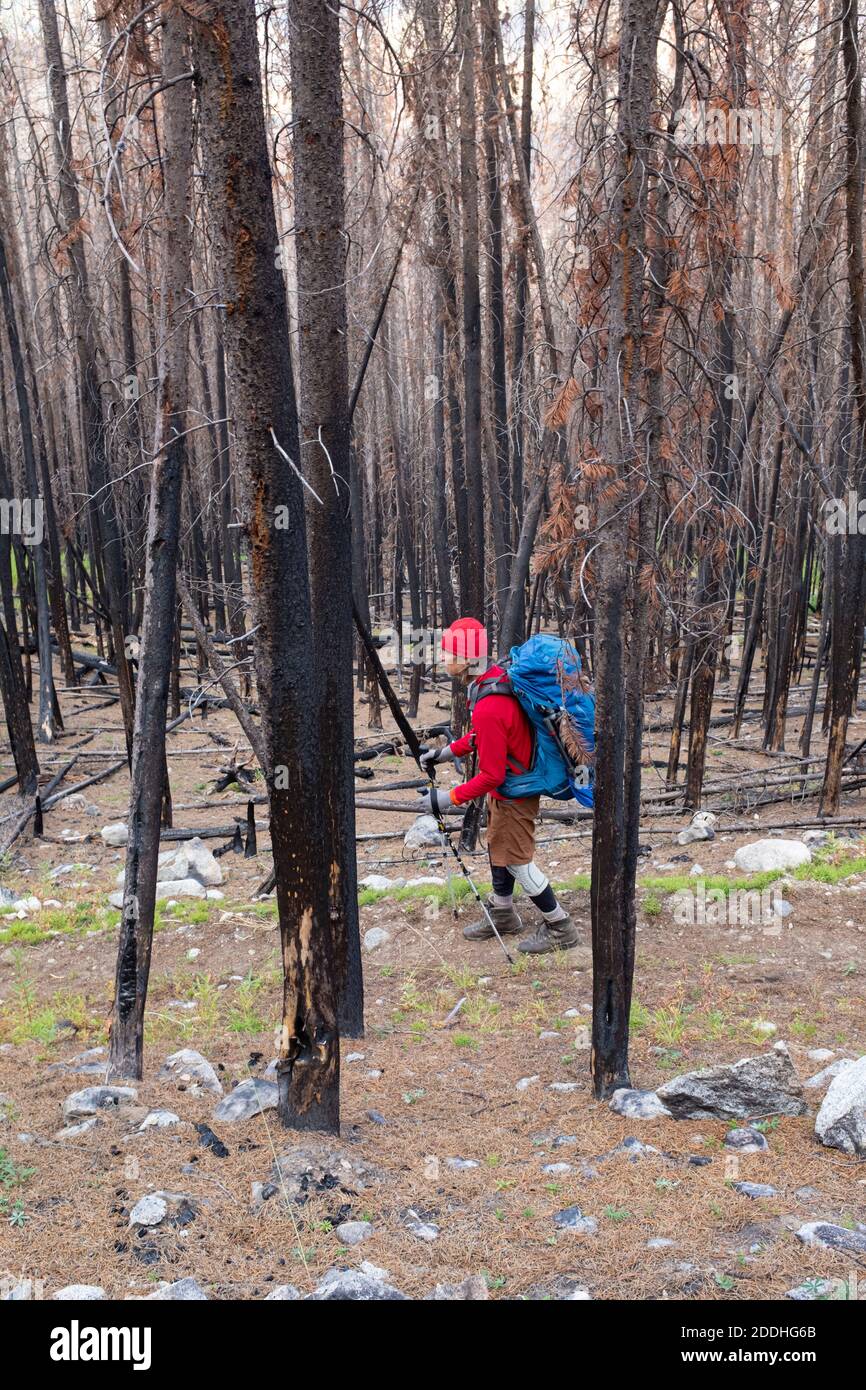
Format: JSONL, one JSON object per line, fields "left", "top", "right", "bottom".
{"left": 463, "top": 896, "right": 524, "bottom": 941}
{"left": 517, "top": 913, "right": 579, "bottom": 955}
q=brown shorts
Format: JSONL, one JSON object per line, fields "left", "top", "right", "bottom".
{"left": 486, "top": 794, "right": 540, "bottom": 867}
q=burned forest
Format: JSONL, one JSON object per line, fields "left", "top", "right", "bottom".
{"left": 0, "top": 0, "right": 864, "bottom": 1329}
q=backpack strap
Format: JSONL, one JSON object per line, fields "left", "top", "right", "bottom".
{"left": 468, "top": 671, "right": 532, "bottom": 777}
{"left": 469, "top": 672, "right": 513, "bottom": 711}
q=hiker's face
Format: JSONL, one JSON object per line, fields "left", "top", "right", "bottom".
{"left": 443, "top": 656, "right": 472, "bottom": 682}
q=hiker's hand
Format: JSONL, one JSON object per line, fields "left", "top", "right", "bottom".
{"left": 417, "top": 786, "right": 462, "bottom": 817}
{"left": 419, "top": 743, "right": 454, "bottom": 774}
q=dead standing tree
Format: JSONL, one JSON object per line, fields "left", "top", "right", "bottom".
{"left": 193, "top": 0, "right": 340, "bottom": 1132}
{"left": 289, "top": 0, "right": 363, "bottom": 1039}
{"left": 109, "top": 5, "right": 193, "bottom": 1081}
{"left": 590, "top": 0, "right": 661, "bottom": 1098}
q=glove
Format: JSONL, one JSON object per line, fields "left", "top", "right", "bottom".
{"left": 419, "top": 743, "right": 455, "bottom": 775}
{"left": 417, "top": 786, "right": 463, "bottom": 817}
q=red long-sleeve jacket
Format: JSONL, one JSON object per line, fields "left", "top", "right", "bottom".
{"left": 448, "top": 664, "right": 533, "bottom": 804}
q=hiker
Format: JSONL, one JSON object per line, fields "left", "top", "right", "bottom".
{"left": 417, "top": 616, "right": 580, "bottom": 955}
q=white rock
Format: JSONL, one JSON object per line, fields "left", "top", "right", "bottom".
{"left": 516, "top": 1075, "right": 540, "bottom": 1091}
{"left": 676, "top": 812, "right": 717, "bottom": 845}
{"left": 158, "top": 1048, "right": 223, "bottom": 1097}
{"left": 807, "top": 1048, "right": 836, "bottom": 1063}
{"left": 805, "top": 1058, "right": 854, "bottom": 1091}
{"left": 609, "top": 1088, "right": 672, "bottom": 1120}
{"left": 363, "top": 927, "right": 390, "bottom": 952}
{"left": 206, "top": 889, "right": 224, "bottom": 900}
{"left": 815, "top": 1055, "right": 866, "bottom": 1155}
{"left": 403, "top": 815, "right": 445, "bottom": 850}
{"left": 335, "top": 1220, "right": 373, "bottom": 1245}
{"left": 186, "top": 948, "right": 201, "bottom": 961}
{"left": 138, "top": 1110, "right": 181, "bottom": 1131}
{"left": 405, "top": 876, "right": 446, "bottom": 887}
{"left": 213, "top": 1077, "right": 278, "bottom": 1122}
{"left": 145, "top": 1278, "right": 208, "bottom": 1301}
{"left": 360, "top": 875, "right": 396, "bottom": 891}
{"left": 62, "top": 1086, "right": 137, "bottom": 1120}
{"left": 54, "top": 1117, "right": 99, "bottom": 1140}
{"left": 733, "top": 839, "right": 812, "bottom": 873}
{"left": 159, "top": 837, "right": 223, "bottom": 887}
{"left": 52, "top": 1285, "right": 105, "bottom": 1300}
{"left": 129, "top": 1193, "right": 168, "bottom": 1227}
{"left": 101, "top": 823, "right": 128, "bottom": 847}
{"left": 264, "top": 1285, "right": 300, "bottom": 1300}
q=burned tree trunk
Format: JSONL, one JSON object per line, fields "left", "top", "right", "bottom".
{"left": 109, "top": 8, "right": 192, "bottom": 1080}
{"left": 193, "top": 0, "right": 340, "bottom": 1132}
{"left": 289, "top": 0, "right": 364, "bottom": 1042}
{"left": 590, "top": 0, "right": 658, "bottom": 1099}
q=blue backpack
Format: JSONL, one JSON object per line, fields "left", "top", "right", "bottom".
{"left": 469, "top": 634, "right": 595, "bottom": 807}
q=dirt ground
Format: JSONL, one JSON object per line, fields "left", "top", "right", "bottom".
{"left": 0, "top": 650, "right": 864, "bottom": 1300}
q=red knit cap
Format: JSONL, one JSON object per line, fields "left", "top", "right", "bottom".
{"left": 441, "top": 617, "right": 488, "bottom": 662}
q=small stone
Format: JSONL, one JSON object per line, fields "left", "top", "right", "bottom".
{"left": 366, "top": 1109, "right": 387, "bottom": 1125}
{"left": 516, "top": 1075, "right": 540, "bottom": 1091}
{"left": 786, "top": 1278, "right": 839, "bottom": 1301}
{"left": 805, "top": 1057, "right": 854, "bottom": 1091}
{"left": 647, "top": 1237, "right": 677, "bottom": 1249}
{"left": 733, "top": 839, "right": 811, "bottom": 873}
{"left": 138, "top": 1110, "right": 181, "bottom": 1131}
{"left": 807, "top": 1048, "right": 835, "bottom": 1063}
{"left": 724, "top": 1127, "right": 769, "bottom": 1153}
{"left": 213, "top": 1077, "right": 278, "bottom": 1123}
{"left": 101, "top": 822, "right": 128, "bottom": 846}
{"left": 52, "top": 1286, "right": 105, "bottom": 1300}
{"left": 609, "top": 1088, "right": 672, "bottom": 1120}
{"left": 751, "top": 1019, "right": 777, "bottom": 1036}
{"left": 363, "top": 928, "right": 389, "bottom": 952}
{"left": 345, "top": 1052, "right": 365, "bottom": 1064}
{"left": 146, "top": 1278, "right": 208, "bottom": 1300}
{"left": 430, "top": 1275, "right": 489, "bottom": 1301}
{"left": 264, "top": 1285, "right": 301, "bottom": 1300}
{"left": 308, "top": 1269, "right": 407, "bottom": 1300}
{"left": 129, "top": 1191, "right": 197, "bottom": 1229}
{"left": 796, "top": 1222, "right": 866, "bottom": 1256}
{"left": 553, "top": 1205, "right": 598, "bottom": 1235}
{"left": 542, "top": 1162, "right": 573, "bottom": 1175}
{"left": 54, "top": 1117, "right": 99, "bottom": 1140}
{"left": 335, "top": 1220, "right": 373, "bottom": 1246}
{"left": 548, "top": 1082, "right": 580, "bottom": 1093}
{"left": 815, "top": 1054, "right": 866, "bottom": 1155}
{"left": 406, "top": 1212, "right": 439, "bottom": 1242}
{"left": 62, "top": 1086, "right": 137, "bottom": 1120}
{"left": 446, "top": 1157, "right": 479, "bottom": 1170}
{"left": 732, "top": 1182, "right": 778, "bottom": 1199}
{"left": 186, "top": 948, "right": 201, "bottom": 961}
{"left": 158, "top": 1048, "right": 223, "bottom": 1097}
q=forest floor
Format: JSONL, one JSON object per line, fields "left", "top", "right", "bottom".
{"left": 0, "top": 645, "right": 864, "bottom": 1300}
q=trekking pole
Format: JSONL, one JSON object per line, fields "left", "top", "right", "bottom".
{"left": 352, "top": 602, "right": 514, "bottom": 964}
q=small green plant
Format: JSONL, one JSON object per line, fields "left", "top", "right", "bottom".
{"left": 452, "top": 1033, "right": 477, "bottom": 1049}
{"left": 603, "top": 1205, "right": 630, "bottom": 1222}
{"left": 643, "top": 894, "right": 662, "bottom": 918}
{"left": 714, "top": 1273, "right": 735, "bottom": 1292}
